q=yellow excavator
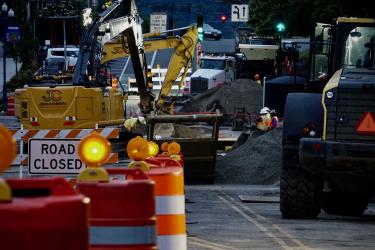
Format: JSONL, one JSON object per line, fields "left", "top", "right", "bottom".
{"left": 101, "top": 25, "right": 198, "bottom": 113}
{"left": 14, "top": 0, "right": 197, "bottom": 129}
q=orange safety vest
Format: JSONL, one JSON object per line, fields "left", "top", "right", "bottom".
{"left": 256, "top": 114, "right": 272, "bottom": 131}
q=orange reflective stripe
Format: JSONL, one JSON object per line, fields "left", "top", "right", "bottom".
{"left": 66, "top": 129, "right": 82, "bottom": 138}
{"left": 46, "top": 129, "right": 60, "bottom": 138}
{"left": 150, "top": 173, "right": 184, "bottom": 196}
{"left": 106, "top": 129, "right": 119, "bottom": 138}
{"left": 157, "top": 214, "right": 186, "bottom": 235}
{"left": 22, "top": 130, "right": 39, "bottom": 141}
{"left": 21, "top": 157, "right": 28, "bottom": 165}
{"left": 106, "top": 153, "right": 119, "bottom": 163}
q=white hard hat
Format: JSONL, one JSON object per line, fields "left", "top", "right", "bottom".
{"left": 147, "top": 65, "right": 152, "bottom": 70}
{"left": 138, "top": 116, "right": 146, "bottom": 125}
{"left": 260, "top": 107, "right": 271, "bottom": 114}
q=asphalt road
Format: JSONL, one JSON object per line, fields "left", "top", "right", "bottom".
{"left": 186, "top": 185, "right": 375, "bottom": 250}
{"left": 3, "top": 116, "right": 375, "bottom": 250}
{"left": 4, "top": 159, "right": 375, "bottom": 249}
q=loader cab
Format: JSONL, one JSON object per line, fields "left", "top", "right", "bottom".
{"left": 263, "top": 17, "right": 375, "bottom": 115}
{"left": 308, "top": 18, "right": 375, "bottom": 88}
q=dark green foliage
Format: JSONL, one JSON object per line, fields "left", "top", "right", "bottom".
{"left": 3, "top": 0, "right": 86, "bottom": 93}
{"left": 39, "top": 0, "right": 84, "bottom": 17}
{"left": 7, "top": 61, "right": 39, "bottom": 92}
{"left": 248, "top": 0, "right": 375, "bottom": 37}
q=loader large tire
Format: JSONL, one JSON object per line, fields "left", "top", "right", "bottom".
{"left": 280, "top": 167, "right": 321, "bottom": 219}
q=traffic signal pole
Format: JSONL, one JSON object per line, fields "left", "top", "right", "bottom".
{"left": 197, "top": 14, "right": 204, "bottom": 41}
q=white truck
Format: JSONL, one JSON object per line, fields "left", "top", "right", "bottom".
{"left": 186, "top": 53, "right": 236, "bottom": 95}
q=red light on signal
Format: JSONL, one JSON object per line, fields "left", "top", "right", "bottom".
{"left": 221, "top": 15, "right": 227, "bottom": 23}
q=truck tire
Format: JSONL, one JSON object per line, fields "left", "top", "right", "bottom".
{"left": 280, "top": 167, "right": 321, "bottom": 219}
{"left": 281, "top": 93, "right": 323, "bottom": 219}
{"left": 321, "top": 194, "right": 368, "bottom": 216}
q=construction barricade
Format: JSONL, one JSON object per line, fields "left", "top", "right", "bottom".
{"left": 10, "top": 128, "right": 119, "bottom": 166}
{"left": 146, "top": 165, "right": 186, "bottom": 250}
{"left": 0, "top": 177, "right": 90, "bottom": 250}
{"left": 127, "top": 137, "right": 187, "bottom": 250}
{"left": 77, "top": 168, "right": 157, "bottom": 250}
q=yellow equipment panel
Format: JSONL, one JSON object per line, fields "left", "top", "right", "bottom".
{"left": 77, "top": 97, "right": 93, "bottom": 120}
{"left": 15, "top": 86, "right": 125, "bottom": 129}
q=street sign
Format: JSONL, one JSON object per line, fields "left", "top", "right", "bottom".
{"left": 231, "top": 4, "right": 249, "bottom": 22}
{"left": 6, "top": 26, "right": 20, "bottom": 45}
{"left": 28, "top": 139, "right": 85, "bottom": 174}
{"left": 150, "top": 13, "right": 167, "bottom": 33}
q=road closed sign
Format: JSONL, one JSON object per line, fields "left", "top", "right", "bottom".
{"left": 29, "top": 139, "right": 85, "bottom": 174}
{"left": 150, "top": 13, "right": 167, "bottom": 33}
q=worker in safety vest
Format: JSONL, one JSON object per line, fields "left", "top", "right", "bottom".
{"left": 103, "top": 0, "right": 112, "bottom": 9}
{"left": 146, "top": 65, "right": 154, "bottom": 90}
{"left": 124, "top": 116, "right": 146, "bottom": 132}
{"left": 256, "top": 107, "right": 272, "bottom": 131}
{"left": 256, "top": 107, "right": 279, "bottom": 131}
{"left": 254, "top": 74, "right": 262, "bottom": 86}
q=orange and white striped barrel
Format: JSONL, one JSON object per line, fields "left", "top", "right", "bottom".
{"left": 146, "top": 166, "right": 186, "bottom": 250}
{"left": 77, "top": 168, "right": 157, "bottom": 250}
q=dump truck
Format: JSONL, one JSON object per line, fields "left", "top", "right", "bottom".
{"left": 187, "top": 53, "right": 236, "bottom": 95}
{"left": 235, "top": 27, "right": 279, "bottom": 81}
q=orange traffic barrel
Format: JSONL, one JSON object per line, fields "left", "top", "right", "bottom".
{"left": 0, "top": 177, "right": 89, "bottom": 250}
{"left": 77, "top": 168, "right": 157, "bottom": 250}
{"left": 146, "top": 166, "right": 186, "bottom": 250}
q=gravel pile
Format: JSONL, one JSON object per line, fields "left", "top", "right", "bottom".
{"left": 215, "top": 127, "right": 282, "bottom": 185}
{"left": 180, "top": 79, "right": 263, "bottom": 120}
{"left": 180, "top": 78, "right": 281, "bottom": 185}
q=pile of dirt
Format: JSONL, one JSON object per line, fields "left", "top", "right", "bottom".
{"left": 180, "top": 79, "right": 263, "bottom": 120}
{"left": 215, "top": 127, "right": 282, "bottom": 185}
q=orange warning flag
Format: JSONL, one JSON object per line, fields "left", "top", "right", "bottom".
{"left": 356, "top": 112, "right": 375, "bottom": 135}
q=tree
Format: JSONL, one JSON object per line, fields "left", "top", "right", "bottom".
{"left": 248, "top": 0, "right": 280, "bottom": 36}
{"left": 248, "top": 0, "right": 375, "bottom": 37}
{"left": 39, "top": 0, "right": 84, "bottom": 17}
{"left": 7, "top": 44, "right": 20, "bottom": 81}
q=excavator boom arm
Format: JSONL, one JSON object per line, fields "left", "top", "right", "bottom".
{"left": 156, "top": 27, "right": 198, "bottom": 110}
{"left": 102, "top": 26, "right": 198, "bottom": 112}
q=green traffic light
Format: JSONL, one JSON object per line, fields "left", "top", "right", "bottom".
{"left": 198, "top": 33, "right": 204, "bottom": 41}
{"left": 197, "top": 15, "right": 204, "bottom": 41}
{"left": 276, "top": 22, "right": 286, "bottom": 32}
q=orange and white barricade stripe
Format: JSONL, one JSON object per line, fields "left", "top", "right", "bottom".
{"left": 10, "top": 128, "right": 119, "bottom": 165}
{"left": 146, "top": 166, "right": 186, "bottom": 250}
